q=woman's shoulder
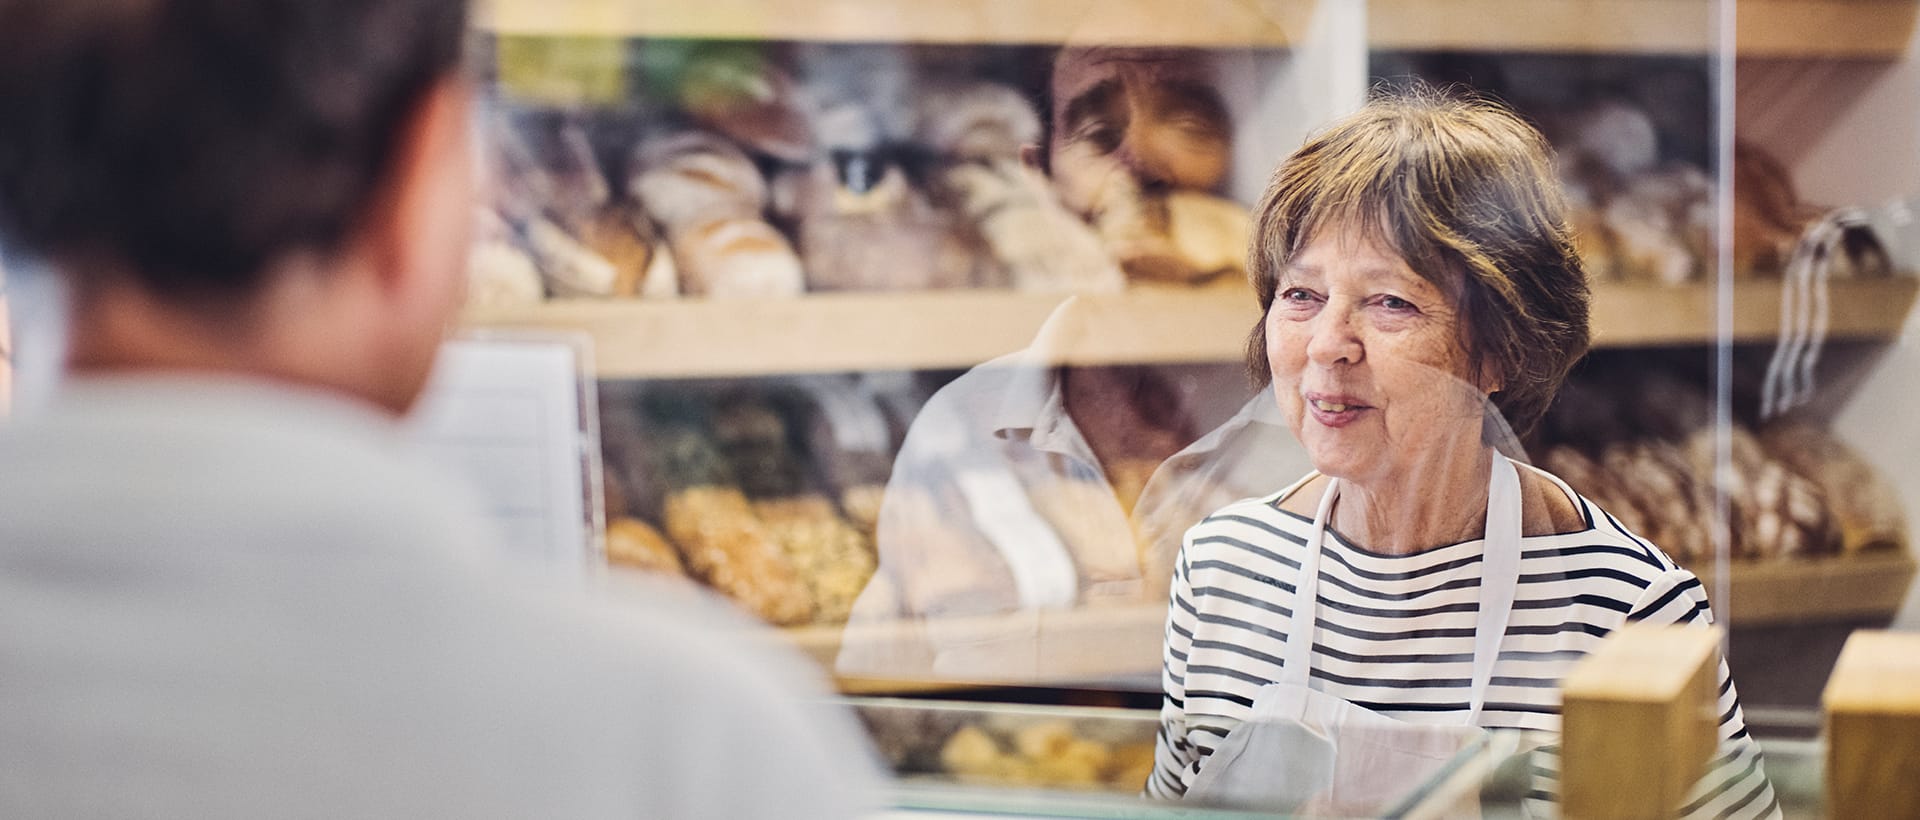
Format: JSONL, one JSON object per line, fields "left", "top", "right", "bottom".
{"left": 1181, "top": 478, "right": 1320, "bottom": 550}
{"left": 1517, "top": 462, "right": 1688, "bottom": 577}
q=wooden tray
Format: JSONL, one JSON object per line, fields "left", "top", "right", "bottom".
{"left": 1694, "top": 547, "right": 1917, "bottom": 627}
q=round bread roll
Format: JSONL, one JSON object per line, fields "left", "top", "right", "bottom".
{"left": 1762, "top": 423, "right": 1903, "bottom": 555}
{"left": 604, "top": 517, "right": 686, "bottom": 576}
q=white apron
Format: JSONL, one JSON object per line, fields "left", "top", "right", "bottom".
{"left": 1186, "top": 455, "right": 1524, "bottom": 816}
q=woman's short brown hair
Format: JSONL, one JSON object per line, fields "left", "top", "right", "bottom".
{"left": 1246, "top": 86, "right": 1590, "bottom": 437}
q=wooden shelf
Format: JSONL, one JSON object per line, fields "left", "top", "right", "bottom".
{"left": 783, "top": 603, "right": 1169, "bottom": 693}
{"left": 1694, "top": 547, "right": 1917, "bottom": 626}
{"left": 760, "top": 546, "right": 1914, "bottom": 693}
{"left": 476, "top": 0, "right": 1314, "bottom": 46}
{"left": 1370, "top": 0, "right": 1920, "bottom": 58}
{"left": 463, "top": 284, "right": 1262, "bottom": 379}
{"left": 477, "top": 0, "right": 1913, "bottom": 57}
{"left": 1591, "top": 276, "right": 1918, "bottom": 347}
{"left": 463, "top": 277, "right": 1919, "bottom": 378}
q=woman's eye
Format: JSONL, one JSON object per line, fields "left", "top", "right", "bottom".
{"left": 1279, "top": 287, "right": 1315, "bottom": 302}
{"left": 1379, "top": 295, "right": 1417, "bottom": 312}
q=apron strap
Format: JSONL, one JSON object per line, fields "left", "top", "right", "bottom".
{"left": 1282, "top": 477, "right": 1342, "bottom": 686}
{"left": 1468, "top": 455, "right": 1524, "bottom": 724}
{"left": 1288, "top": 455, "right": 1525, "bottom": 725}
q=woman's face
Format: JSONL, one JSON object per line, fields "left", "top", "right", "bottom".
{"left": 1265, "top": 221, "right": 1496, "bottom": 488}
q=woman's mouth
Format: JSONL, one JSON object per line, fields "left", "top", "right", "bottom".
{"left": 1306, "top": 394, "right": 1370, "bottom": 427}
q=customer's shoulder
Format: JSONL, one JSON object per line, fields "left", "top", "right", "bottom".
{"left": 500, "top": 575, "right": 828, "bottom": 697}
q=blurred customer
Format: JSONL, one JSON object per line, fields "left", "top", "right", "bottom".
{"left": 0, "top": 1, "right": 878, "bottom": 817}
{"left": 0, "top": 254, "right": 10, "bottom": 417}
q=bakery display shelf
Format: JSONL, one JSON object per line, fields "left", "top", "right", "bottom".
{"left": 462, "top": 276, "right": 1919, "bottom": 378}
{"left": 1693, "top": 545, "right": 1917, "bottom": 626}
{"left": 1369, "top": 0, "right": 1920, "bottom": 58}
{"left": 1591, "top": 276, "right": 1917, "bottom": 347}
{"left": 463, "top": 284, "right": 1260, "bottom": 379}
{"left": 781, "top": 603, "right": 1169, "bottom": 694}
{"left": 476, "top": 0, "right": 1315, "bottom": 46}
{"left": 772, "top": 545, "right": 1913, "bottom": 693}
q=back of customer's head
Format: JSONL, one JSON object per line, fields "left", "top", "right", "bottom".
{"left": 0, "top": 0, "right": 473, "bottom": 414}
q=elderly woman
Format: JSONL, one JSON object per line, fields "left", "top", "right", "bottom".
{"left": 1148, "top": 91, "right": 1778, "bottom": 818}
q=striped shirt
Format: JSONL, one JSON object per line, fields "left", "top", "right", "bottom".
{"left": 1149, "top": 467, "right": 1779, "bottom": 819}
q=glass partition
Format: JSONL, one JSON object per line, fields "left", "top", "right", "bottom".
{"left": 470, "top": 0, "right": 1362, "bottom": 690}
{"left": 1718, "top": 7, "right": 1920, "bottom": 718}
{"left": 465, "top": 0, "right": 1919, "bottom": 815}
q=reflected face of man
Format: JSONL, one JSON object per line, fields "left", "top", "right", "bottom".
{"left": 1046, "top": 47, "right": 1232, "bottom": 221}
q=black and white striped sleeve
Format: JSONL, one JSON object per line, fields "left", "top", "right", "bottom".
{"left": 1631, "top": 569, "right": 1782, "bottom": 820}
{"left": 1146, "top": 534, "right": 1201, "bottom": 798}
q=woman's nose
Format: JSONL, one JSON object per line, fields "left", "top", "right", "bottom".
{"left": 1305, "top": 306, "right": 1363, "bottom": 366}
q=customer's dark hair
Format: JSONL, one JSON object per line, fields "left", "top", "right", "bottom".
{"left": 1245, "top": 84, "right": 1591, "bottom": 437}
{"left": 0, "top": 0, "right": 469, "bottom": 304}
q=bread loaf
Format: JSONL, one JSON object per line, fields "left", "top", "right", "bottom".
{"left": 935, "top": 160, "right": 1124, "bottom": 292}
{"left": 604, "top": 516, "right": 687, "bottom": 576}
{"left": 526, "top": 217, "right": 618, "bottom": 297}
{"left": 1762, "top": 423, "right": 1906, "bottom": 555}
{"left": 913, "top": 82, "right": 1124, "bottom": 292}
{"left": 663, "top": 485, "right": 814, "bottom": 625}
{"left": 753, "top": 496, "right": 875, "bottom": 623}
{"left": 650, "top": 425, "right": 813, "bottom": 625}
{"left": 577, "top": 204, "right": 659, "bottom": 298}
{"left": 467, "top": 208, "right": 545, "bottom": 307}
{"left": 630, "top": 132, "right": 804, "bottom": 299}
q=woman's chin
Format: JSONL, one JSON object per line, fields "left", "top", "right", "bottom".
{"left": 1304, "top": 450, "right": 1379, "bottom": 486}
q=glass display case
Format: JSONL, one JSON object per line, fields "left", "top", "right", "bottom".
{"left": 851, "top": 697, "right": 1840, "bottom": 817}
{"left": 851, "top": 695, "right": 1485, "bottom": 818}
{"left": 468, "top": 0, "right": 1365, "bottom": 691}
{"left": 466, "top": 0, "right": 1920, "bottom": 698}
{"left": 463, "top": 0, "right": 1920, "bottom": 813}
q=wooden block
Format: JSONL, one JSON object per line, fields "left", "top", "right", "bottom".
{"left": 1562, "top": 623, "right": 1724, "bottom": 820}
{"left": 1823, "top": 630, "right": 1920, "bottom": 818}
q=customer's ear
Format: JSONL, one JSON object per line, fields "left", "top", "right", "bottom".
{"left": 359, "top": 76, "right": 476, "bottom": 311}
{"left": 349, "top": 75, "right": 477, "bottom": 415}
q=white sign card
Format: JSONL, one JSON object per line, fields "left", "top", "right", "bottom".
{"left": 407, "top": 333, "right": 604, "bottom": 570}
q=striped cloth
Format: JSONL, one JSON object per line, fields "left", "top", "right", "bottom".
{"left": 1149, "top": 467, "right": 1780, "bottom": 819}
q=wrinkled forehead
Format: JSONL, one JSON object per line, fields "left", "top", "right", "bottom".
{"left": 1049, "top": 46, "right": 1217, "bottom": 110}
{"left": 1285, "top": 213, "right": 1468, "bottom": 301}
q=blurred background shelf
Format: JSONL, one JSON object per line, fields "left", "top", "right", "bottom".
{"left": 463, "top": 277, "right": 1918, "bottom": 378}
{"left": 476, "top": 0, "right": 1315, "bottom": 46}
{"left": 780, "top": 603, "right": 1169, "bottom": 694}
{"left": 1698, "top": 548, "right": 1917, "bottom": 626}
{"left": 464, "top": 285, "right": 1259, "bottom": 379}
{"left": 476, "top": 0, "right": 1915, "bottom": 57}
{"left": 1594, "top": 276, "right": 1918, "bottom": 346}
{"left": 1369, "top": 0, "right": 1919, "bottom": 58}
{"left": 762, "top": 544, "right": 1913, "bottom": 694}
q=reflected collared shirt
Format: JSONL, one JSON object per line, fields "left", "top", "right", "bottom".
{"left": 839, "top": 297, "right": 1312, "bottom": 684}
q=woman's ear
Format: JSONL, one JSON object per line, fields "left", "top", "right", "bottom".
{"left": 1475, "top": 360, "right": 1503, "bottom": 396}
